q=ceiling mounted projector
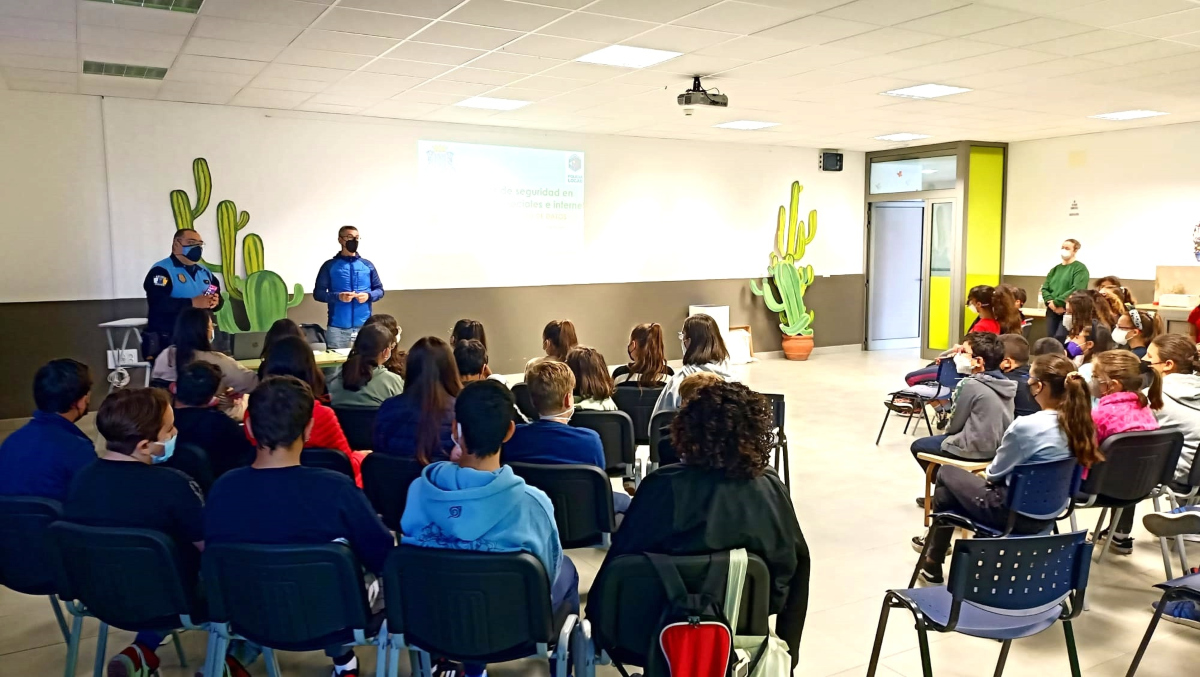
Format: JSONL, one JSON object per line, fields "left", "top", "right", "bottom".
{"left": 677, "top": 76, "right": 728, "bottom": 116}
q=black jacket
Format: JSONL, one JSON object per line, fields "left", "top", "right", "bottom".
{"left": 173, "top": 407, "right": 256, "bottom": 483}
{"left": 587, "top": 464, "right": 809, "bottom": 666}
{"left": 1005, "top": 365, "right": 1041, "bottom": 417}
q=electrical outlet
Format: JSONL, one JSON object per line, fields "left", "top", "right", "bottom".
{"left": 106, "top": 350, "right": 119, "bottom": 369}
{"left": 119, "top": 349, "right": 140, "bottom": 366}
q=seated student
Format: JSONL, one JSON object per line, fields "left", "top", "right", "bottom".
{"left": 328, "top": 324, "right": 405, "bottom": 408}
{"left": 450, "top": 318, "right": 487, "bottom": 348}
{"left": 402, "top": 380, "right": 576, "bottom": 677}
{"left": 613, "top": 323, "right": 673, "bottom": 387}
{"left": 541, "top": 319, "right": 577, "bottom": 362}
{"left": 1089, "top": 288, "right": 1121, "bottom": 329}
{"left": 64, "top": 388, "right": 204, "bottom": 677}
{"left": 173, "top": 361, "right": 255, "bottom": 482}
{"left": 915, "top": 354, "right": 1099, "bottom": 583}
{"left": 999, "top": 283, "right": 1028, "bottom": 320}
{"left": 1146, "top": 334, "right": 1200, "bottom": 486}
{"left": 0, "top": 359, "right": 95, "bottom": 502}
{"left": 652, "top": 314, "right": 733, "bottom": 419}
{"left": 1058, "top": 290, "right": 1112, "bottom": 345}
{"left": 457, "top": 340, "right": 525, "bottom": 428}
{"left": 151, "top": 308, "right": 258, "bottom": 417}
{"left": 374, "top": 337, "right": 461, "bottom": 463}
{"left": 654, "top": 371, "right": 724, "bottom": 467}
{"left": 1032, "top": 337, "right": 1068, "bottom": 358}
{"left": 1091, "top": 350, "right": 1163, "bottom": 555}
{"left": 910, "top": 332, "right": 1016, "bottom": 472}
{"left": 566, "top": 346, "right": 618, "bottom": 411}
{"left": 589, "top": 381, "right": 810, "bottom": 666}
{"left": 364, "top": 313, "right": 406, "bottom": 379}
{"left": 259, "top": 318, "right": 305, "bottom": 361}
{"left": 1065, "top": 324, "right": 1093, "bottom": 363}
{"left": 207, "top": 376, "right": 394, "bottom": 677}
{"left": 966, "top": 284, "right": 1022, "bottom": 335}
{"left": 1113, "top": 304, "right": 1162, "bottom": 359}
{"left": 999, "top": 334, "right": 1040, "bottom": 417}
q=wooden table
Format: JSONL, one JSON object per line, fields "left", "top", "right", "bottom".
{"left": 237, "top": 350, "right": 349, "bottom": 370}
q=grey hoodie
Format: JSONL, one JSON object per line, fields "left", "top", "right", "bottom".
{"left": 1155, "top": 372, "right": 1200, "bottom": 483}
{"left": 651, "top": 361, "right": 736, "bottom": 423}
{"left": 941, "top": 370, "right": 1017, "bottom": 460}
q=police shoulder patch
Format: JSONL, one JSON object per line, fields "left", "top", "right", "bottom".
{"left": 152, "top": 275, "right": 168, "bottom": 287}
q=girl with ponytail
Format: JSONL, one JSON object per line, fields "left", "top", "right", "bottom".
{"left": 328, "top": 324, "right": 404, "bottom": 408}
{"left": 614, "top": 322, "right": 674, "bottom": 387}
{"left": 542, "top": 319, "right": 578, "bottom": 362}
{"left": 916, "top": 353, "right": 1100, "bottom": 583}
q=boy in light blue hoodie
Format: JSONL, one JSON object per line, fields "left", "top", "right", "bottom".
{"left": 401, "top": 380, "right": 577, "bottom": 677}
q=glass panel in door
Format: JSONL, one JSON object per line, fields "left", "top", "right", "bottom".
{"left": 924, "top": 200, "right": 955, "bottom": 356}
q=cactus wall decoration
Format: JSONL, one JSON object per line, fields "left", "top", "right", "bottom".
{"left": 169, "top": 158, "right": 303, "bottom": 333}
{"left": 750, "top": 181, "right": 817, "bottom": 337}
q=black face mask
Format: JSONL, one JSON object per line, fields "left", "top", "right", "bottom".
{"left": 345, "top": 239, "right": 359, "bottom": 254}
{"left": 182, "top": 245, "right": 203, "bottom": 262}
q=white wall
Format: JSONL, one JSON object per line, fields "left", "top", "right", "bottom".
{"left": 1005, "top": 121, "right": 1200, "bottom": 280}
{"left": 0, "top": 89, "right": 865, "bottom": 303}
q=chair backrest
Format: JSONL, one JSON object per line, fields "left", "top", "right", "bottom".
{"left": 299, "top": 323, "right": 326, "bottom": 346}
{"left": 648, "top": 411, "right": 675, "bottom": 465}
{"left": 1006, "top": 458, "right": 1081, "bottom": 521}
{"left": 1080, "top": 429, "right": 1185, "bottom": 501}
{"left": 570, "top": 410, "right": 635, "bottom": 473}
{"left": 0, "top": 496, "right": 63, "bottom": 595}
{"left": 334, "top": 406, "right": 378, "bottom": 452}
{"left": 507, "top": 462, "right": 615, "bottom": 548}
{"left": 947, "top": 531, "right": 1092, "bottom": 619}
{"left": 160, "top": 442, "right": 214, "bottom": 494}
{"left": 384, "top": 545, "right": 554, "bottom": 663}
{"left": 762, "top": 393, "right": 786, "bottom": 433}
{"left": 592, "top": 553, "right": 772, "bottom": 668}
{"left": 511, "top": 383, "right": 538, "bottom": 421}
{"left": 203, "top": 542, "right": 370, "bottom": 651}
{"left": 937, "top": 358, "right": 964, "bottom": 389}
{"left": 47, "top": 522, "right": 195, "bottom": 630}
{"left": 301, "top": 448, "right": 355, "bottom": 480}
{"left": 613, "top": 386, "right": 664, "bottom": 445}
{"left": 361, "top": 453, "right": 424, "bottom": 532}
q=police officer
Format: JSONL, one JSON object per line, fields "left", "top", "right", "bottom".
{"left": 143, "top": 228, "right": 222, "bottom": 359}
{"left": 313, "top": 226, "right": 384, "bottom": 349}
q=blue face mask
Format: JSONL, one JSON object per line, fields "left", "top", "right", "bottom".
{"left": 182, "top": 245, "right": 203, "bottom": 262}
{"left": 152, "top": 434, "right": 177, "bottom": 464}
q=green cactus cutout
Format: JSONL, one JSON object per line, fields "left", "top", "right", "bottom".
{"left": 243, "top": 271, "right": 304, "bottom": 332}
{"left": 169, "top": 158, "right": 215, "bottom": 268}
{"left": 750, "top": 181, "right": 817, "bottom": 337}
{"left": 214, "top": 200, "right": 252, "bottom": 300}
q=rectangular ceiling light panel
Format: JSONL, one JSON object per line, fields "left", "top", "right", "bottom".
{"left": 85, "top": 0, "right": 204, "bottom": 13}
{"left": 83, "top": 60, "right": 168, "bottom": 79}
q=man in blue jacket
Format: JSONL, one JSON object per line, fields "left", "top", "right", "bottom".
{"left": 313, "top": 226, "right": 385, "bottom": 348}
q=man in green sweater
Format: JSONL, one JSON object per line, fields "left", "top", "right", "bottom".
{"left": 1041, "top": 238, "right": 1089, "bottom": 341}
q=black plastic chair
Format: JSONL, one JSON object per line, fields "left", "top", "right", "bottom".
{"left": 877, "top": 358, "right": 962, "bottom": 444}
{"left": 301, "top": 447, "right": 356, "bottom": 480}
{"left": 0, "top": 497, "right": 71, "bottom": 643}
{"left": 361, "top": 453, "right": 424, "bottom": 532}
{"left": 47, "top": 523, "right": 198, "bottom": 677}
{"left": 334, "top": 406, "right": 379, "bottom": 452}
{"left": 1070, "top": 429, "right": 1184, "bottom": 562}
{"left": 160, "top": 442, "right": 215, "bottom": 494}
{"left": 570, "top": 410, "right": 635, "bottom": 477}
{"left": 1148, "top": 448, "right": 1200, "bottom": 579}
{"left": 647, "top": 410, "right": 675, "bottom": 470}
{"left": 381, "top": 545, "right": 577, "bottom": 677}
{"left": 868, "top": 531, "right": 1093, "bottom": 677}
{"left": 202, "top": 542, "right": 388, "bottom": 677}
{"left": 580, "top": 552, "right": 772, "bottom": 673}
{"left": 1126, "top": 572, "right": 1200, "bottom": 675}
{"left": 511, "top": 383, "right": 538, "bottom": 421}
{"left": 762, "top": 392, "right": 791, "bottom": 488}
{"left": 612, "top": 386, "right": 663, "bottom": 446}
{"left": 508, "top": 462, "right": 616, "bottom": 548}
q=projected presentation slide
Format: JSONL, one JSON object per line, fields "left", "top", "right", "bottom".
{"left": 417, "top": 141, "right": 585, "bottom": 252}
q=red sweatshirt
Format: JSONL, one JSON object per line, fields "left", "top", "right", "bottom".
{"left": 244, "top": 402, "right": 364, "bottom": 487}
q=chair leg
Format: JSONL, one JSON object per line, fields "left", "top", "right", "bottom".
{"left": 410, "top": 649, "right": 433, "bottom": 677}
{"left": 388, "top": 642, "right": 401, "bottom": 677}
{"left": 263, "top": 647, "right": 283, "bottom": 677}
{"left": 1153, "top": 495, "right": 1176, "bottom": 580}
{"left": 915, "top": 624, "right": 934, "bottom": 677}
{"left": 876, "top": 406, "right": 892, "bottom": 445}
{"left": 1178, "top": 534, "right": 1191, "bottom": 574}
{"left": 63, "top": 613, "right": 83, "bottom": 677}
{"left": 92, "top": 622, "right": 108, "bottom": 677}
{"left": 993, "top": 639, "right": 1012, "bottom": 677}
{"left": 171, "top": 631, "right": 187, "bottom": 667}
{"left": 1070, "top": 511, "right": 1078, "bottom": 533}
{"left": 923, "top": 464, "right": 936, "bottom": 528}
{"left": 202, "top": 631, "right": 217, "bottom": 677}
{"left": 1100, "top": 508, "right": 1122, "bottom": 563}
{"left": 866, "top": 594, "right": 896, "bottom": 677}
{"left": 1063, "top": 620, "right": 1082, "bottom": 677}
{"left": 375, "top": 634, "right": 388, "bottom": 677}
{"left": 920, "top": 401, "right": 934, "bottom": 437}
{"left": 49, "top": 596, "right": 70, "bottom": 643}
{"left": 1125, "top": 593, "right": 1170, "bottom": 677}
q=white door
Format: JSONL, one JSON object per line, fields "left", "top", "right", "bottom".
{"left": 867, "top": 202, "right": 924, "bottom": 350}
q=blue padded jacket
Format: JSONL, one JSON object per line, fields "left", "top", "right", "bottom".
{"left": 313, "top": 254, "right": 384, "bottom": 329}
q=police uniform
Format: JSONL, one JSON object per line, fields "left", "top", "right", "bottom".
{"left": 142, "top": 255, "right": 223, "bottom": 359}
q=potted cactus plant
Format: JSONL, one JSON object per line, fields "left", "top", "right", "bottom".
{"left": 750, "top": 181, "right": 817, "bottom": 361}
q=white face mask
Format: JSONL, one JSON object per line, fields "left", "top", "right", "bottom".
{"left": 544, "top": 404, "right": 575, "bottom": 421}
{"left": 680, "top": 339, "right": 688, "bottom": 355}
{"left": 953, "top": 353, "right": 975, "bottom": 375}
{"left": 1111, "top": 329, "right": 1129, "bottom": 346}
{"left": 1060, "top": 247, "right": 1073, "bottom": 260}
{"left": 1063, "top": 314, "right": 1074, "bottom": 331}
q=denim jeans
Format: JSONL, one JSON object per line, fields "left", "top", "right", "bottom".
{"left": 326, "top": 325, "right": 357, "bottom": 349}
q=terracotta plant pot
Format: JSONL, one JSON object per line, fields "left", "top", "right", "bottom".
{"left": 781, "top": 334, "right": 814, "bottom": 361}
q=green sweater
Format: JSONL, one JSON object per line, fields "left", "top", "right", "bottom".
{"left": 1041, "top": 260, "right": 1089, "bottom": 306}
{"left": 328, "top": 365, "right": 404, "bottom": 408}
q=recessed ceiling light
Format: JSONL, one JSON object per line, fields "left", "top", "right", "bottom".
{"left": 454, "top": 96, "right": 531, "bottom": 111}
{"left": 1088, "top": 109, "right": 1168, "bottom": 121}
{"left": 575, "top": 45, "right": 682, "bottom": 69}
{"left": 713, "top": 120, "right": 780, "bottom": 130}
{"left": 921, "top": 169, "right": 937, "bottom": 174}
{"left": 85, "top": 0, "right": 204, "bottom": 13}
{"left": 82, "top": 60, "right": 168, "bottom": 80}
{"left": 874, "top": 133, "right": 931, "bottom": 142}
{"left": 882, "top": 84, "right": 972, "bottom": 99}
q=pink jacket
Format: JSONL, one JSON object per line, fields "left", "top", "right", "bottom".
{"left": 1092, "top": 392, "right": 1159, "bottom": 444}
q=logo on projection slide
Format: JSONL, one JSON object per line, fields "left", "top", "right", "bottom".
{"left": 566, "top": 154, "right": 583, "bottom": 184}
{"left": 426, "top": 144, "right": 455, "bottom": 169}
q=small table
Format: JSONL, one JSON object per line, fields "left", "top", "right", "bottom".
{"left": 98, "top": 318, "right": 152, "bottom": 391}
{"left": 237, "top": 350, "right": 350, "bottom": 371}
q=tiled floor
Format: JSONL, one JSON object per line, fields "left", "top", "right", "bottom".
{"left": 2, "top": 350, "right": 1197, "bottom": 676}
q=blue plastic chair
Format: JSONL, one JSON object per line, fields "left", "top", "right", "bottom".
{"left": 878, "top": 358, "right": 962, "bottom": 444}
{"left": 910, "top": 458, "right": 1084, "bottom": 587}
{"left": 869, "top": 531, "right": 1094, "bottom": 677}
{"left": 1125, "top": 572, "right": 1200, "bottom": 676}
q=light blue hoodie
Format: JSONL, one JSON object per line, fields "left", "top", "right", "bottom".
{"left": 401, "top": 461, "right": 562, "bottom": 583}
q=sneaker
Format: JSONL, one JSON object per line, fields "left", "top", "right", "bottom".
{"left": 1144, "top": 506, "right": 1200, "bottom": 538}
{"left": 911, "top": 535, "right": 952, "bottom": 556}
{"left": 915, "top": 496, "right": 927, "bottom": 508}
{"left": 885, "top": 400, "right": 918, "bottom": 415}
{"left": 108, "top": 643, "right": 159, "bottom": 677}
{"left": 332, "top": 654, "right": 359, "bottom": 677}
{"left": 918, "top": 561, "right": 944, "bottom": 585}
{"left": 1110, "top": 534, "right": 1134, "bottom": 555}
{"left": 1153, "top": 600, "right": 1200, "bottom": 631}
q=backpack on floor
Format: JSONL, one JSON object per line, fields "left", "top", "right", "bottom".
{"left": 643, "top": 552, "right": 738, "bottom": 677}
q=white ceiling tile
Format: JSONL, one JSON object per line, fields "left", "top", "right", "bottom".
{"left": 999, "top": 56, "right": 1107, "bottom": 79}
{"left": 1132, "top": 50, "right": 1200, "bottom": 73}
{"left": 966, "top": 17, "right": 1093, "bottom": 46}
{"left": 1025, "top": 29, "right": 1150, "bottom": 56}
{"left": 441, "top": 66, "right": 526, "bottom": 85}
{"left": 511, "top": 74, "right": 589, "bottom": 91}
{"left": 82, "top": 44, "right": 177, "bottom": 68}
{"left": 0, "top": 53, "right": 76, "bottom": 72}
{"left": 896, "top": 4, "right": 1034, "bottom": 36}
{"left": 482, "top": 86, "right": 556, "bottom": 101}
{"left": 747, "top": 0, "right": 867, "bottom": 10}
{"left": 192, "top": 17, "right": 306, "bottom": 46}
{"left": 824, "top": 27, "right": 944, "bottom": 53}
{"left": 2, "top": 66, "right": 75, "bottom": 84}
{"left": 1115, "top": 8, "right": 1200, "bottom": 38}
{"left": 325, "top": 72, "right": 422, "bottom": 96}
{"left": 173, "top": 54, "right": 266, "bottom": 75}
{"left": 399, "top": 89, "right": 463, "bottom": 104}
{"left": 411, "top": 78, "right": 493, "bottom": 95}
{"left": 80, "top": 73, "right": 161, "bottom": 97}
{"left": 0, "top": 37, "right": 75, "bottom": 58}
{"left": 79, "top": 25, "right": 186, "bottom": 53}
{"left": 1087, "top": 39, "right": 1198, "bottom": 64}
{"left": 6, "top": 77, "right": 78, "bottom": 93}
{"left": 889, "top": 37, "right": 1006, "bottom": 62}
{"left": 364, "top": 57, "right": 456, "bottom": 77}
{"left": 196, "top": 0, "right": 329, "bottom": 27}
{"left": 165, "top": 68, "right": 256, "bottom": 87}
{"left": 541, "top": 61, "right": 631, "bottom": 80}
{"left": 0, "top": 0, "right": 73, "bottom": 22}
{"left": 159, "top": 81, "right": 240, "bottom": 105}
{"left": 835, "top": 53, "right": 926, "bottom": 75}
{"left": 291, "top": 30, "right": 400, "bottom": 56}
{"left": 444, "top": 0, "right": 569, "bottom": 31}
{"left": 77, "top": 2, "right": 195, "bottom": 35}
{"left": 695, "top": 35, "right": 799, "bottom": 59}
{"left": 415, "top": 21, "right": 523, "bottom": 49}
{"left": 676, "top": 2, "right": 805, "bottom": 34}
{"left": 537, "top": 12, "right": 658, "bottom": 43}
{"left": 1051, "top": 0, "right": 1197, "bottom": 28}
{"left": 182, "top": 37, "right": 285, "bottom": 62}
{"left": 586, "top": 0, "right": 719, "bottom": 23}
{"left": 275, "top": 47, "right": 374, "bottom": 70}
{"left": 753, "top": 15, "right": 878, "bottom": 45}
{"left": 0, "top": 17, "right": 74, "bottom": 42}
{"left": 337, "top": 0, "right": 464, "bottom": 16}
{"left": 387, "top": 40, "right": 485, "bottom": 64}
{"left": 468, "top": 51, "right": 564, "bottom": 74}
{"left": 647, "top": 53, "right": 749, "bottom": 75}
{"left": 314, "top": 8, "right": 430, "bottom": 39}
{"left": 259, "top": 62, "right": 353, "bottom": 82}
{"left": 501, "top": 34, "right": 606, "bottom": 59}
{"left": 819, "top": 0, "right": 968, "bottom": 26}
{"left": 623, "top": 25, "right": 738, "bottom": 52}
{"left": 247, "top": 75, "right": 329, "bottom": 92}
{"left": 297, "top": 101, "right": 369, "bottom": 113}
{"left": 519, "top": 0, "right": 591, "bottom": 7}
{"left": 1174, "top": 31, "right": 1200, "bottom": 46}
{"left": 230, "top": 87, "right": 312, "bottom": 108}
{"left": 360, "top": 99, "right": 443, "bottom": 117}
